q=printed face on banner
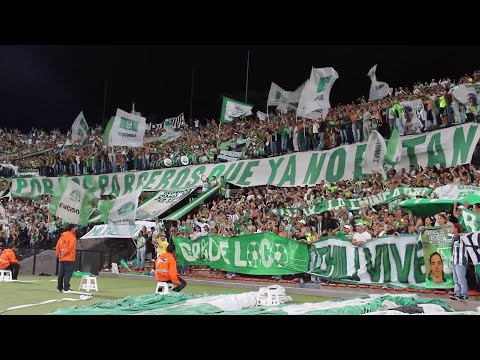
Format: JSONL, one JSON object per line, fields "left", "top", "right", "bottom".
{"left": 401, "top": 100, "right": 424, "bottom": 134}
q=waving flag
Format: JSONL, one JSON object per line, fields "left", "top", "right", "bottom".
{"left": 98, "top": 189, "right": 142, "bottom": 237}
{"left": 220, "top": 97, "right": 253, "bottom": 123}
{"left": 48, "top": 177, "right": 97, "bottom": 226}
{"left": 71, "top": 111, "right": 89, "bottom": 143}
{"left": 367, "top": 64, "right": 393, "bottom": 101}
{"left": 103, "top": 109, "right": 147, "bottom": 147}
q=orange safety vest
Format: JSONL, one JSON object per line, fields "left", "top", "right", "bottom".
{"left": 0, "top": 248, "right": 19, "bottom": 269}
{"left": 154, "top": 252, "right": 180, "bottom": 285}
{"left": 55, "top": 230, "right": 77, "bottom": 262}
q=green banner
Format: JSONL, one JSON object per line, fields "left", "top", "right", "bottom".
{"left": 172, "top": 233, "right": 310, "bottom": 275}
{"left": 271, "top": 187, "right": 432, "bottom": 217}
{"left": 421, "top": 227, "right": 454, "bottom": 289}
{"left": 400, "top": 190, "right": 480, "bottom": 217}
{"left": 310, "top": 235, "right": 426, "bottom": 287}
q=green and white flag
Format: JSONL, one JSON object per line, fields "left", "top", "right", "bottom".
{"left": 307, "top": 67, "right": 339, "bottom": 110}
{"left": 367, "top": 64, "right": 393, "bottom": 102}
{"left": 103, "top": 108, "right": 147, "bottom": 147}
{"left": 267, "top": 83, "right": 292, "bottom": 106}
{"left": 384, "top": 128, "right": 402, "bottom": 171}
{"left": 297, "top": 78, "right": 332, "bottom": 120}
{"left": 361, "top": 130, "right": 386, "bottom": 178}
{"left": 48, "top": 177, "right": 96, "bottom": 226}
{"left": 461, "top": 208, "right": 480, "bottom": 232}
{"left": 136, "top": 187, "right": 196, "bottom": 220}
{"left": 70, "top": 111, "right": 89, "bottom": 143}
{"left": 220, "top": 97, "right": 254, "bottom": 123}
{"left": 163, "top": 185, "right": 219, "bottom": 220}
{"left": 98, "top": 189, "right": 142, "bottom": 237}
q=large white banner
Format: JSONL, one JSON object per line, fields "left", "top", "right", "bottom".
{"left": 81, "top": 221, "right": 156, "bottom": 239}
{"left": 367, "top": 64, "right": 393, "bottom": 102}
{"left": 311, "top": 235, "right": 425, "bottom": 286}
{"left": 11, "top": 124, "right": 480, "bottom": 198}
{"left": 136, "top": 187, "right": 195, "bottom": 220}
{"left": 400, "top": 99, "right": 425, "bottom": 135}
{"left": 361, "top": 130, "right": 386, "bottom": 177}
{"left": 70, "top": 111, "right": 89, "bottom": 143}
{"left": 104, "top": 109, "right": 147, "bottom": 147}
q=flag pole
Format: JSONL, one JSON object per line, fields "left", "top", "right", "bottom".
{"left": 245, "top": 50, "right": 250, "bottom": 104}
{"left": 190, "top": 68, "right": 195, "bottom": 122}
{"left": 102, "top": 80, "right": 108, "bottom": 125}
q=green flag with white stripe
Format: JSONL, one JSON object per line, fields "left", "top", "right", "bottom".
{"left": 48, "top": 177, "right": 97, "bottom": 226}
{"left": 220, "top": 97, "right": 253, "bottom": 123}
{"left": 163, "top": 185, "right": 220, "bottom": 220}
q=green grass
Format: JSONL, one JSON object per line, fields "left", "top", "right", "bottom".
{"left": 0, "top": 276, "right": 332, "bottom": 315}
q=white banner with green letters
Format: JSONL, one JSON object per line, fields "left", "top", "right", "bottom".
{"left": 11, "top": 124, "right": 480, "bottom": 199}
{"left": 311, "top": 235, "right": 426, "bottom": 287}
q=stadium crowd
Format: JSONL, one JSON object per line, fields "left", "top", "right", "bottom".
{"left": 1, "top": 69, "right": 480, "bottom": 285}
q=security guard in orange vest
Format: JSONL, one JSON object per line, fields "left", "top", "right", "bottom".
{"left": 154, "top": 243, "right": 186, "bottom": 292}
{"left": 0, "top": 244, "right": 20, "bottom": 280}
{"left": 55, "top": 224, "right": 78, "bottom": 293}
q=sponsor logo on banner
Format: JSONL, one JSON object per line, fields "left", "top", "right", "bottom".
{"left": 120, "top": 117, "right": 139, "bottom": 132}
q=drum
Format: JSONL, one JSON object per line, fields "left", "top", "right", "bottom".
{"left": 163, "top": 158, "right": 172, "bottom": 167}
{"left": 180, "top": 155, "right": 189, "bottom": 166}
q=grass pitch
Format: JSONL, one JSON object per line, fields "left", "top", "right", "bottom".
{"left": 0, "top": 276, "right": 332, "bottom": 315}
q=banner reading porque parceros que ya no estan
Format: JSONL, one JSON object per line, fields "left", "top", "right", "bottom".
{"left": 10, "top": 123, "right": 480, "bottom": 199}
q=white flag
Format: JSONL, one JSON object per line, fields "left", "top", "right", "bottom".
{"left": 308, "top": 67, "right": 339, "bottom": 110}
{"left": 289, "top": 82, "right": 306, "bottom": 104}
{"left": 98, "top": 189, "right": 142, "bottom": 237}
{"left": 257, "top": 111, "right": 268, "bottom": 121}
{"left": 71, "top": 111, "right": 89, "bottom": 143}
{"left": 103, "top": 109, "right": 147, "bottom": 147}
{"left": 297, "top": 79, "right": 330, "bottom": 119}
{"left": 220, "top": 97, "right": 253, "bottom": 123}
{"left": 48, "top": 177, "right": 97, "bottom": 226}
{"left": 400, "top": 99, "right": 425, "bottom": 135}
{"left": 361, "top": 130, "right": 387, "bottom": 178}
{"left": 0, "top": 205, "right": 8, "bottom": 225}
{"left": 267, "top": 83, "right": 293, "bottom": 106}
{"left": 367, "top": 64, "right": 393, "bottom": 101}
{"left": 276, "top": 103, "right": 297, "bottom": 114}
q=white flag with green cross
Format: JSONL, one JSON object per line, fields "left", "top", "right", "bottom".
{"left": 48, "top": 177, "right": 97, "bottom": 226}
{"left": 220, "top": 97, "right": 254, "bottom": 123}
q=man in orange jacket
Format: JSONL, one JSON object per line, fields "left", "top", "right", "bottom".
{"left": 55, "top": 224, "right": 77, "bottom": 293}
{"left": 154, "top": 243, "right": 186, "bottom": 292}
{"left": 0, "top": 244, "right": 20, "bottom": 280}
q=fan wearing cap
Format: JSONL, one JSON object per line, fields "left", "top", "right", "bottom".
{"left": 337, "top": 224, "right": 354, "bottom": 240}
{"left": 351, "top": 220, "right": 372, "bottom": 246}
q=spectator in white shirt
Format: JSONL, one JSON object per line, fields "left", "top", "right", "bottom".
{"left": 352, "top": 221, "right": 372, "bottom": 246}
